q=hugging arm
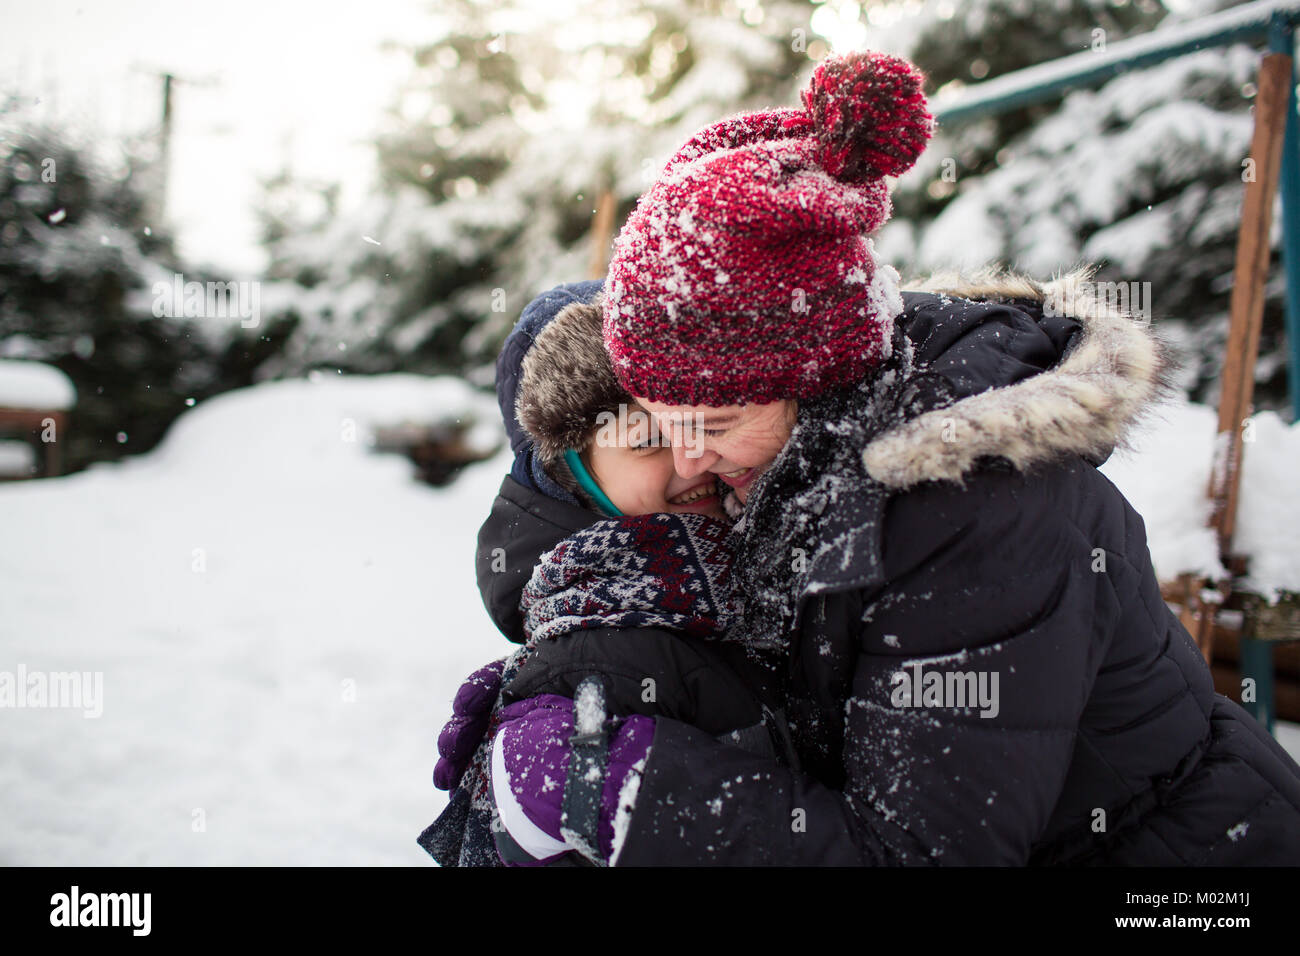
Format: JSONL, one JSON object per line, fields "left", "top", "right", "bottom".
{"left": 504, "top": 626, "right": 779, "bottom": 735}
{"left": 499, "top": 465, "right": 1105, "bottom": 865}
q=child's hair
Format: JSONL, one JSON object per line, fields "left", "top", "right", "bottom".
{"left": 515, "top": 292, "right": 633, "bottom": 500}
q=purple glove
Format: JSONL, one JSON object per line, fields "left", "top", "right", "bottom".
{"left": 433, "top": 658, "right": 506, "bottom": 791}
{"left": 490, "top": 688, "right": 654, "bottom": 866}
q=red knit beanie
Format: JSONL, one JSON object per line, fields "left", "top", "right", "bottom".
{"left": 603, "top": 51, "right": 934, "bottom": 407}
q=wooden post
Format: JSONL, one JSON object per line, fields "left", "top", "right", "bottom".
{"left": 1182, "top": 50, "right": 1291, "bottom": 683}
{"left": 1192, "top": 53, "right": 1292, "bottom": 665}
{"left": 1208, "top": 53, "right": 1290, "bottom": 555}
{"left": 588, "top": 190, "right": 617, "bottom": 280}
{"left": 1175, "top": 572, "right": 1213, "bottom": 666}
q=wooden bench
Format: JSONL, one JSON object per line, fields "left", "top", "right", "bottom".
{"left": 1160, "top": 51, "right": 1298, "bottom": 736}
{"left": 0, "top": 407, "right": 68, "bottom": 479}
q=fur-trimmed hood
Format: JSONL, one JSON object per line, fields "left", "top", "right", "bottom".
{"left": 495, "top": 279, "right": 607, "bottom": 506}
{"left": 729, "top": 264, "right": 1178, "bottom": 654}
{"left": 862, "top": 266, "right": 1176, "bottom": 489}
{"left": 515, "top": 292, "right": 632, "bottom": 463}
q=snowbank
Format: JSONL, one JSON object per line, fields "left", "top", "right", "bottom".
{"left": 0, "top": 440, "right": 37, "bottom": 476}
{"left": 0, "top": 373, "right": 510, "bottom": 865}
{"left": 0, "top": 358, "right": 76, "bottom": 410}
{"left": 1099, "top": 400, "right": 1300, "bottom": 600}
{"left": 144, "top": 370, "right": 501, "bottom": 484}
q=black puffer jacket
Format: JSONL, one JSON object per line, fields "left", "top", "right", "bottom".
{"left": 613, "top": 269, "right": 1300, "bottom": 866}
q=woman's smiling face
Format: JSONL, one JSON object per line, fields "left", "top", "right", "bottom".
{"left": 631, "top": 398, "right": 797, "bottom": 504}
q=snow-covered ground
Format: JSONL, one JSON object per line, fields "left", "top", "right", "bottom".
{"left": 0, "top": 358, "right": 76, "bottom": 410}
{"left": 0, "top": 376, "right": 1296, "bottom": 865}
{"left": 0, "top": 374, "right": 510, "bottom": 865}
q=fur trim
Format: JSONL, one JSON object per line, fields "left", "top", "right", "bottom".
{"left": 863, "top": 265, "right": 1178, "bottom": 489}
{"left": 516, "top": 293, "right": 633, "bottom": 462}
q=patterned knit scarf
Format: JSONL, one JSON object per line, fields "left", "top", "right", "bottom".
{"left": 522, "top": 512, "right": 736, "bottom": 643}
{"left": 421, "top": 512, "right": 736, "bottom": 867}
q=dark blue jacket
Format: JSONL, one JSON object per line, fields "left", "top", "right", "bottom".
{"left": 610, "top": 276, "right": 1300, "bottom": 866}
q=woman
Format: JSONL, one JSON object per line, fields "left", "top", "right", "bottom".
{"left": 484, "top": 50, "right": 1300, "bottom": 865}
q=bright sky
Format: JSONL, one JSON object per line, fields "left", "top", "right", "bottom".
{"left": 0, "top": 0, "right": 433, "bottom": 274}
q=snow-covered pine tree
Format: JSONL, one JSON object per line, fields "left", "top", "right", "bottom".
{"left": 258, "top": 0, "right": 816, "bottom": 383}
{"left": 873, "top": 0, "right": 1289, "bottom": 410}
{"left": 0, "top": 104, "right": 285, "bottom": 470}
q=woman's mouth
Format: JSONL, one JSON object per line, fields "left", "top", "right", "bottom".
{"left": 668, "top": 479, "right": 719, "bottom": 508}
{"left": 716, "top": 467, "right": 756, "bottom": 489}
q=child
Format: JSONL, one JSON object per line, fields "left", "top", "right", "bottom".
{"left": 514, "top": 289, "right": 727, "bottom": 523}
{"left": 418, "top": 282, "right": 791, "bottom": 867}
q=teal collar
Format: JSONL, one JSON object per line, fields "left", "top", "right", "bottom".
{"left": 563, "top": 449, "right": 623, "bottom": 518}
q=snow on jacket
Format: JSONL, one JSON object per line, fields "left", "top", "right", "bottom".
{"left": 612, "top": 268, "right": 1300, "bottom": 866}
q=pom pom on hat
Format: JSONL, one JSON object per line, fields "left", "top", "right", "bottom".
{"left": 802, "top": 50, "right": 934, "bottom": 182}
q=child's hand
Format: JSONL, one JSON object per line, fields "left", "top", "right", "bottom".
{"left": 490, "top": 682, "right": 653, "bottom": 866}
{"left": 434, "top": 658, "right": 506, "bottom": 791}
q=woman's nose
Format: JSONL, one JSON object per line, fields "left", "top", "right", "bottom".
{"left": 671, "top": 441, "right": 716, "bottom": 479}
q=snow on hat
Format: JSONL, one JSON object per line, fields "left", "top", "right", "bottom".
{"left": 603, "top": 50, "right": 934, "bottom": 407}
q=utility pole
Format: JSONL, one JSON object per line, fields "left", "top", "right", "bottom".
{"left": 156, "top": 72, "right": 174, "bottom": 224}
{"left": 131, "top": 65, "right": 218, "bottom": 228}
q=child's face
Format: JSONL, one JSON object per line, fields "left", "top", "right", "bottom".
{"left": 585, "top": 422, "right": 726, "bottom": 521}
